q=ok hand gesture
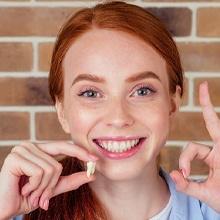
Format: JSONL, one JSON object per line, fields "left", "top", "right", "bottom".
{"left": 170, "top": 82, "right": 220, "bottom": 213}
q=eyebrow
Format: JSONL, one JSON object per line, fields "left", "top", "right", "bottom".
{"left": 71, "top": 71, "right": 160, "bottom": 86}
{"left": 125, "top": 71, "right": 161, "bottom": 83}
{"left": 71, "top": 73, "right": 105, "bottom": 86}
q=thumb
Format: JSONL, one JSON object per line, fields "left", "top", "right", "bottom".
{"left": 170, "top": 170, "right": 204, "bottom": 201}
{"left": 52, "top": 171, "right": 95, "bottom": 197}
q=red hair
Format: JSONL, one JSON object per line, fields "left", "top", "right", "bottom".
{"left": 25, "top": 2, "right": 184, "bottom": 219}
{"left": 49, "top": 1, "right": 183, "bottom": 104}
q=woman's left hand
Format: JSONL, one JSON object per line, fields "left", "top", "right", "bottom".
{"left": 170, "top": 81, "right": 220, "bottom": 213}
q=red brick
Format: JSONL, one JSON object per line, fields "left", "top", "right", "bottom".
{"left": 38, "top": 42, "right": 54, "bottom": 71}
{"left": 0, "top": 7, "right": 77, "bottom": 36}
{"left": 159, "top": 146, "right": 183, "bottom": 171}
{"left": 147, "top": 7, "right": 192, "bottom": 36}
{"left": 168, "top": 112, "right": 220, "bottom": 141}
{"left": 197, "top": 8, "right": 220, "bottom": 37}
{"left": 0, "top": 112, "right": 30, "bottom": 140}
{"left": 0, "top": 147, "right": 13, "bottom": 169}
{"left": 0, "top": 43, "right": 33, "bottom": 72}
{"left": 178, "top": 42, "right": 220, "bottom": 72}
{"left": 0, "top": 78, "right": 52, "bottom": 106}
{"left": 35, "top": 112, "right": 71, "bottom": 140}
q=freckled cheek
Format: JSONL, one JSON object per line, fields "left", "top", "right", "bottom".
{"left": 144, "top": 108, "right": 170, "bottom": 135}
{"left": 66, "top": 107, "right": 98, "bottom": 144}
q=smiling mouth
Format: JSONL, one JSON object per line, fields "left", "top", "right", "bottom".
{"left": 94, "top": 138, "right": 143, "bottom": 153}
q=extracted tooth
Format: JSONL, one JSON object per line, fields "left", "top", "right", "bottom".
{"left": 87, "top": 161, "right": 96, "bottom": 178}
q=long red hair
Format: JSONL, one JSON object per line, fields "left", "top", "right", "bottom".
{"left": 24, "top": 1, "right": 184, "bottom": 219}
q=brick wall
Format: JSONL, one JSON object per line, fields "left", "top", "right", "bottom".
{"left": 0, "top": 0, "right": 220, "bottom": 179}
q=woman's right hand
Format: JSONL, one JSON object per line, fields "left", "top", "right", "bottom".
{"left": 0, "top": 141, "right": 98, "bottom": 219}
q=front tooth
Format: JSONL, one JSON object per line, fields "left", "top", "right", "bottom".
{"left": 120, "top": 141, "right": 126, "bottom": 152}
{"left": 87, "top": 161, "right": 96, "bottom": 178}
{"left": 113, "top": 142, "right": 120, "bottom": 152}
{"left": 108, "top": 142, "right": 113, "bottom": 151}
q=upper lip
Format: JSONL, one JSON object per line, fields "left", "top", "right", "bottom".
{"left": 93, "top": 136, "right": 143, "bottom": 141}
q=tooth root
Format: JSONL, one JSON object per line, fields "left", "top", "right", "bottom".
{"left": 87, "top": 161, "right": 96, "bottom": 178}
{"left": 91, "top": 162, "right": 96, "bottom": 174}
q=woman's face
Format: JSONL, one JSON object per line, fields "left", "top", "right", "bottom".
{"left": 57, "top": 29, "right": 180, "bottom": 181}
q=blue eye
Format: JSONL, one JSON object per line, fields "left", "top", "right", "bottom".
{"left": 78, "top": 89, "right": 101, "bottom": 98}
{"left": 132, "top": 86, "right": 156, "bottom": 97}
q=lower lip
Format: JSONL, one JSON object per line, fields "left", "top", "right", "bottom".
{"left": 95, "top": 139, "right": 145, "bottom": 160}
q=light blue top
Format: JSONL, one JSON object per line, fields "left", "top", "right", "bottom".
{"left": 12, "top": 168, "right": 220, "bottom": 220}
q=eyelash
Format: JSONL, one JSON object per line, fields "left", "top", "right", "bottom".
{"left": 132, "top": 85, "right": 157, "bottom": 97}
{"left": 77, "top": 87, "right": 101, "bottom": 98}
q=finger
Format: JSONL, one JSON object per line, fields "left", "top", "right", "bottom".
{"left": 36, "top": 162, "right": 63, "bottom": 210}
{"left": 52, "top": 171, "right": 95, "bottom": 198}
{"left": 17, "top": 143, "right": 64, "bottom": 196}
{"left": 11, "top": 145, "right": 59, "bottom": 199}
{"left": 1, "top": 152, "right": 45, "bottom": 211}
{"left": 36, "top": 141, "right": 98, "bottom": 162}
{"left": 200, "top": 82, "right": 220, "bottom": 144}
{"left": 179, "top": 142, "right": 211, "bottom": 177}
{"left": 17, "top": 154, "right": 62, "bottom": 209}
{"left": 170, "top": 170, "right": 206, "bottom": 202}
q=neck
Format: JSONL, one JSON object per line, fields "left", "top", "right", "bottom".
{"left": 89, "top": 165, "right": 170, "bottom": 220}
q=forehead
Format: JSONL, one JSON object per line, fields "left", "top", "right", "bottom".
{"left": 63, "top": 29, "right": 168, "bottom": 85}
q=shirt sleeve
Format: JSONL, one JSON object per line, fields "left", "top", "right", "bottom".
{"left": 10, "top": 215, "right": 23, "bottom": 220}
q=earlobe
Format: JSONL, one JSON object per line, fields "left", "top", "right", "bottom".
{"left": 55, "top": 97, "right": 71, "bottom": 134}
{"left": 169, "top": 86, "right": 182, "bottom": 119}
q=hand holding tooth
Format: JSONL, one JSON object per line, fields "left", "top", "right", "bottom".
{"left": 0, "top": 141, "right": 98, "bottom": 218}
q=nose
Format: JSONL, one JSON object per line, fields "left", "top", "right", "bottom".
{"left": 105, "top": 98, "right": 134, "bottom": 128}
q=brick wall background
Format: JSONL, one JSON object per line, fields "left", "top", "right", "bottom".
{"left": 0, "top": 0, "right": 220, "bottom": 179}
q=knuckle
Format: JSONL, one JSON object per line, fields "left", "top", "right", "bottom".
{"left": 4, "top": 152, "right": 20, "bottom": 164}
{"left": 45, "top": 165, "right": 54, "bottom": 176}
{"left": 11, "top": 145, "right": 26, "bottom": 154}
{"left": 35, "top": 167, "right": 44, "bottom": 177}
{"left": 55, "top": 163, "right": 63, "bottom": 174}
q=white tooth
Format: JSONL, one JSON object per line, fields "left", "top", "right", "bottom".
{"left": 113, "top": 142, "right": 120, "bottom": 152}
{"left": 91, "top": 162, "right": 96, "bottom": 174}
{"left": 131, "top": 140, "right": 135, "bottom": 147}
{"left": 103, "top": 141, "right": 108, "bottom": 149}
{"left": 126, "top": 140, "right": 132, "bottom": 150}
{"left": 135, "top": 139, "right": 139, "bottom": 145}
{"left": 108, "top": 142, "right": 113, "bottom": 151}
{"left": 120, "top": 141, "right": 126, "bottom": 152}
{"left": 87, "top": 161, "right": 96, "bottom": 178}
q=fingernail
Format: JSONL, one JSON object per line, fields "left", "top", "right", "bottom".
{"left": 180, "top": 168, "right": 187, "bottom": 179}
{"left": 88, "top": 153, "right": 98, "bottom": 160}
{"left": 22, "top": 190, "right": 30, "bottom": 197}
{"left": 33, "top": 197, "right": 40, "bottom": 207}
{"left": 43, "top": 199, "right": 49, "bottom": 210}
{"left": 170, "top": 173, "right": 177, "bottom": 184}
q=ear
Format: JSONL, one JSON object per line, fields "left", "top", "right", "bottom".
{"left": 169, "top": 86, "right": 182, "bottom": 126}
{"left": 55, "top": 97, "right": 71, "bottom": 134}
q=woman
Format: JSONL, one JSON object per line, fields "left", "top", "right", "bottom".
{"left": 1, "top": 2, "right": 220, "bottom": 219}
